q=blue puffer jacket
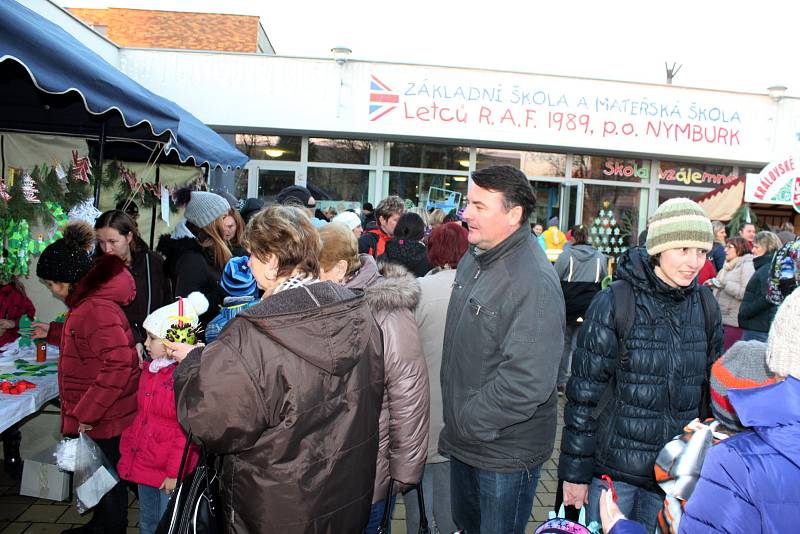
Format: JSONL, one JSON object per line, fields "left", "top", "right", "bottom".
{"left": 680, "top": 376, "right": 800, "bottom": 533}
{"left": 559, "top": 247, "right": 723, "bottom": 490}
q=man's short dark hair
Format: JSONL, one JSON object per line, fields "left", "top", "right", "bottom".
{"left": 375, "top": 195, "right": 405, "bottom": 222}
{"left": 470, "top": 165, "right": 536, "bottom": 224}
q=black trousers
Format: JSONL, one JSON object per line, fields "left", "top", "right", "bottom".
{"left": 88, "top": 435, "right": 128, "bottom": 533}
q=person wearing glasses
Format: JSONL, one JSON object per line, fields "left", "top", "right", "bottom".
{"left": 706, "top": 236, "right": 754, "bottom": 351}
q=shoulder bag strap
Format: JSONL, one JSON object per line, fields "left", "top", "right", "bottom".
{"left": 595, "top": 257, "right": 601, "bottom": 284}
{"left": 567, "top": 255, "right": 574, "bottom": 282}
{"left": 697, "top": 285, "right": 718, "bottom": 420}
{"left": 415, "top": 482, "right": 430, "bottom": 533}
{"left": 377, "top": 478, "right": 395, "bottom": 534}
{"left": 591, "top": 280, "right": 634, "bottom": 420}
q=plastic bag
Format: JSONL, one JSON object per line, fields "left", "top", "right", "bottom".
{"left": 73, "top": 433, "right": 119, "bottom": 513}
{"left": 55, "top": 437, "right": 78, "bottom": 472}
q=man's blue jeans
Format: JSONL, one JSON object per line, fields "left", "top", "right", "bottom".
{"left": 364, "top": 495, "right": 397, "bottom": 534}
{"left": 450, "top": 456, "right": 540, "bottom": 534}
{"left": 586, "top": 477, "right": 662, "bottom": 533}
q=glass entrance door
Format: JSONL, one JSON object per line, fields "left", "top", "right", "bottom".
{"left": 529, "top": 179, "right": 583, "bottom": 230}
{"left": 245, "top": 161, "right": 298, "bottom": 200}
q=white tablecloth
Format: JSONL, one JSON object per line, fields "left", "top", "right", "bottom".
{"left": 0, "top": 341, "right": 60, "bottom": 434}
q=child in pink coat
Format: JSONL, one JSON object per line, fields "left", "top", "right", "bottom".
{"left": 118, "top": 292, "right": 207, "bottom": 534}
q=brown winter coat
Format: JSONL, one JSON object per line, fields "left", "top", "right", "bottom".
{"left": 347, "top": 256, "right": 429, "bottom": 503}
{"left": 173, "top": 281, "right": 385, "bottom": 534}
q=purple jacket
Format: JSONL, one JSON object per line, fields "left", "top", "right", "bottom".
{"left": 680, "top": 376, "right": 800, "bottom": 533}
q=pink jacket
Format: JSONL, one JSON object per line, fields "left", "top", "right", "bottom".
{"left": 346, "top": 257, "right": 430, "bottom": 503}
{"left": 118, "top": 362, "right": 199, "bottom": 488}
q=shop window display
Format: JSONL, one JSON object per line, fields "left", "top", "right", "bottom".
{"left": 235, "top": 134, "right": 301, "bottom": 161}
{"left": 582, "top": 184, "right": 645, "bottom": 255}
{"left": 477, "top": 148, "right": 566, "bottom": 177}
{"left": 573, "top": 155, "right": 650, "bottom": 183}
{"left": 657, "top": 187, "right": 711, "bottom": 205}
{"left": 309, "top": 138, "right": 373, "bottom": 165}
{"left": 386, "top": 142, "right": 468, "bottom": 170}
{"left": 658, "top": 160, "right": 738, "bottom": 188}
{"left": 307, "top": 167, "right": 370, "bottom": 204}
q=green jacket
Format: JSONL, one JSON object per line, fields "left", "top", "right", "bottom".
{"left": 738, "top": 253, "right": 778, "bottom": 333}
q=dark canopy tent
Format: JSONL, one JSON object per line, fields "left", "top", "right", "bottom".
{"left": 0, "top": 0, "right": 248, "bottom": 173}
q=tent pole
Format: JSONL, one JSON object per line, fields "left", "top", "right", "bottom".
{"left": 150, "top": 165, "right": 160, "bottom": 249}
{"left": 93, "top": 123, "right": 106, "bottom": 208}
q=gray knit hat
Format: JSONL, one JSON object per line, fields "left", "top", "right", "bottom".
{"left": 710, "top": 340, "right": 777, "bottom": 430}
{"left": 646, "top": 198, "right": 714, "bottom": 256}
{"left": 766, "top": 288, "right": 800, "bottom": 379}
{"left": 184, "top": 191, "right": 230, "bottom": 228}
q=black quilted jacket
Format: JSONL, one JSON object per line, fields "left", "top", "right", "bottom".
{"left": 558, "top": 247, "right": 723, "bottom": 490}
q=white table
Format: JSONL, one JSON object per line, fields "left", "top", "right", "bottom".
{"left": 0, "top": 341, "right": 60, "bottom": 434}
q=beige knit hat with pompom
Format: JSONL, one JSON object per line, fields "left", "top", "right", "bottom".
{"left": 766, "top": 288, "right": 800, "bottom": 378}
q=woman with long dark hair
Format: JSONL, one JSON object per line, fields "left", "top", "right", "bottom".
{"left": 157, "top": 189, "right": 232, "bottom": 333}
{"left": 95, "top": 210, "right": 172, "bottom": 348}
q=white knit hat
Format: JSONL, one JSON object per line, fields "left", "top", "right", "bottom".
{"left": 766, "top": 288, "right": 800, "bottom": 378}
{"left": 142, "top": 292, "right": 209, "bottom": 340}
{"left": 332, "top": 211, "right": 362, "bottom": 231}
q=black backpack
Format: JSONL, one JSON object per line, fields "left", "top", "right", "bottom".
{"left": 591, "top": 279, "right": 718, "bottom": 420}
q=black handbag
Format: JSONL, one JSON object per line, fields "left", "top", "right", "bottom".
{"left": 377, "top": 479, "right": 430, "bottom": 534}
{"left": 155, "top": 432, "right": 223, "bottom": 534}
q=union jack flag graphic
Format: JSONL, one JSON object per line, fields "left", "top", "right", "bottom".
{"left": 369, "top": 75, "right": 399, "bottom": 121}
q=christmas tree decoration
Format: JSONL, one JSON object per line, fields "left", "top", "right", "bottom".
{"left": 71, "top": 150, "right": 92, "bottom": 182}
{"left": 588, "top": 200, "right": 629, "bottom": 257}
{"left": 1, "top": 158, "right": 94, "bottom": 281}
{"left": 20, "top": 173, "right": 40, "bottom": 203}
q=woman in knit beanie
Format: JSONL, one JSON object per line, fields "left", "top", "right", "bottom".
{"left": 156, "top": 188, "right": 232, "bottom": 334}
{"left": 37, "top": 222, "right": 141, "bottom": 534}
{"left": 30, "top": 220, "right": 96, "bottom": 343}
{"left": 560, "top": 197, "right": 724, "bottom": 533}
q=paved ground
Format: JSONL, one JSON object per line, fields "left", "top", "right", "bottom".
{"left": 0, "top": 399, "right": 566, "bottom": 533}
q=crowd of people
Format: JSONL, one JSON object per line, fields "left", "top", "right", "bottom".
{"left": 0, "top": 165, "right": 798, "bottom": 534}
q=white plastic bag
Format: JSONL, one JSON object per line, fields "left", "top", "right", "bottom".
{"left": 55, "top": 438, "right": 78, "bottom": 472}
{"left": 72, "top": 433, "right": 119, "bottom": 513}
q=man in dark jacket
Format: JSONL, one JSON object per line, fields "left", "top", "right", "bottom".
{"left": 559, "top": 197, "right": 723, "bottom": 533}
{"left": 440, "top": 165, "right": 564, "bottom": 534}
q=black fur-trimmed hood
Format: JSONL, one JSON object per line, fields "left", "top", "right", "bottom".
{"left": 345, "top": 254, "right": 420, "bottom": 313}
{"left": 65, "top": 254, "right": 134, "bottom": 308}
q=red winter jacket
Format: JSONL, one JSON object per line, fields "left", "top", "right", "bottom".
{"left": 697, "top": 259, "right": 718, "bottom": 286}
{"left": 0, "top": 283, "right": 35, "bottom": 347}
{"left": 59, "top": 255, "right": 141, "bottom": 439}
{"left": 118, "top": 363, "right": 199, "bottom": 488}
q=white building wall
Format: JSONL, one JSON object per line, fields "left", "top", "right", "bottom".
{"left": 119, "top": 48, "right": 786, "bottom": 165}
